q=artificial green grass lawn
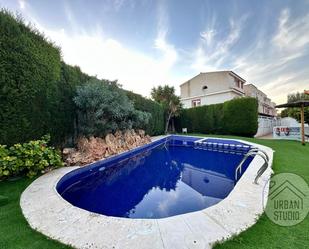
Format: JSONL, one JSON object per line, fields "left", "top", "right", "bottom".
{"left": 193, "top": 135, "right": 309, "bottom": 249}
{"left": 0, "top": 177, "right": 72, "bottom": 249}
{"left": 0, "top": 135, "right": 308, "bottom": 249}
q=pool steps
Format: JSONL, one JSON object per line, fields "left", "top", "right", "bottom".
{"left": 192, "top": 139, "right": 251, "bottom": 155}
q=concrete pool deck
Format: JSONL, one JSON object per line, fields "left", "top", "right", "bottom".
{"left": 20, "top": 137, "right": 274, "bottom": 249}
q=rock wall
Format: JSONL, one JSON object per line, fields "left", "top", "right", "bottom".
{"left": 62, "top": 129, "right": 151, "bottom": 166}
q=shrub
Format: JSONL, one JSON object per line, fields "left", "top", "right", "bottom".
{"left": 175, "top": 103, "right": 224, "bottom": 134}
{"left": 0, "top": 135, "right": 63, "bottom": 179}
{"left": 0, "top": 10, "right": 61, "bottom": 146}
{"left": 0, "top": 11, "right": 89, "bottom": 147}
{"left": 0, "top": 10, "right": 165, "bottom": 146}
{"left": 74, "top": 79, "right": 151, "bottom": 136}
{"left": 126, "top": 91, "right": 165, "bottom": 135}
{"left": 175, "top": 97, "right": 258, "bottom": 137}
{"left": 223, "top": 97, "right": 258, "bottom": 137}
{"left": 50, "top": 63, "right": 90, "bottom": 146}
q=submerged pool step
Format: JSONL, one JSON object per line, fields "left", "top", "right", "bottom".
{"left": 167, "top": 137, "right": 252, "bottom": 155}
{"left": 193, "top": 140, "right": 251, "bottom": 155}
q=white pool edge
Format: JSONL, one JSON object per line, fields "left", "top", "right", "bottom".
{"left": 20, "top": 136, "right": 274, "bottom": 249}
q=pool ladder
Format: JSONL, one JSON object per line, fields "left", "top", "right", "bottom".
{"left": 235, "top": 148, "right": 269, "bottom": 184}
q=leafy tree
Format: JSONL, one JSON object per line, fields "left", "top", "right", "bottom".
{"left": 151, "top": 85, "right": 182, "bottom": 134}
{"left": 74, "top": 79, "right": 151, "bottom": 136}
{"left": 281, "top": 92, "right": 309, "bottom": 124}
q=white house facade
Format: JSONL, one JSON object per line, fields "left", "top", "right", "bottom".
{"left": 179, "top": 71, "right": 278, "bottom": 137}
{"left": 243, "top": 84, "right": 277, "bottom": 117}
{"left": 180, "top": 71, "right": 246, "bottom": 108}
{"left": 243, "top": 84, "right": 278, "bottom": 137}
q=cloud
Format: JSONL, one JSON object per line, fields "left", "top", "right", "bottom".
{"left": 192, "top": 8, "right": 309, "bottom": 104}
{"left": 191, "top": 15, "right": 247, "bottom": 72}
{"left": 18, "top": 0, "right": 25, "bottom": 9}
{"left": 5, "top": 1, "right": 309, "bottom": 104}
{"left": 233, "top": 8, "right": 309, "bottom": 104}
{"left": 272, "top": 8, "right": 309, "bottom": 51}
{"left": 112, "top": 0, "right": 126, "bottom": 11}
{"left": 154, "top": 0, "right": 178, "bottom": 69}
{"left": 200, "top": 29, "right": 216, "bottom": 46}
{"left": 45, "top": 27, "right": 180, "bottom": 96}
{"left": 13, "top": 0, "right": 182, "bottom": 97}
{"left": 154, "top": 32, "right": 178, "bottom": 70}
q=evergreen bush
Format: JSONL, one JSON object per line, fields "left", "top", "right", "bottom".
{"left": 175, "top": 97, "right": 258, "bottom": 137}
{"left": 223, "top": 97, "right": 258, "bottom": 137}
{"left": 126, "top": 91, "right": 165, "bottom": 135}
{"left": 0, "top": 10, "right": 61, "bottom": 145}
{"left": 0, "top": 10, "right": 165, "bottom": 146}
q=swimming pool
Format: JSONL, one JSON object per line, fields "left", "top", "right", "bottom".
{"left": 21, "top": 135, "right": 273, "bottom": 248}
{"left": 57, "top": 135, "right": 255, "bottom": 219}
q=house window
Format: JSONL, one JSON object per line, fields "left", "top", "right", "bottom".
{"left": 192, "top": 99, "right": 201, "bottom": 107}
{"left": 235, "top": 79, "right": 243, "bottom": 88}
{"left": 236, "top": 80, "right": 239, "bottom": 88}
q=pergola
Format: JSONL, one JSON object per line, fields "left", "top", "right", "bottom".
{"left": 276, "top": 100, "right": 309, "bottom": 145}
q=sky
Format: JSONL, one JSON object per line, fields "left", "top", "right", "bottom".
{"left": 1, "top": 0, "right": 309, "bottom": 104}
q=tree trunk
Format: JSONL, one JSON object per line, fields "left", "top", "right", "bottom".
{"left": 165, "top": 111, "right": 172, "bottom": 134}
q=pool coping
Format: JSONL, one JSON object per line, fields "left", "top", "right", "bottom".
{"left": 20, "top": 135, "right": 274, "bottom": 249}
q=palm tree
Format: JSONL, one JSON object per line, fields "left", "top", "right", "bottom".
{"left": 151, "top": 85, "right": 182, "bottom": 134}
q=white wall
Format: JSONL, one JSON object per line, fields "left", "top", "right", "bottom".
{"left": 181, "top": 91, "right": 241, "bottom": 108}
{"left": 180, "top": 72, "right": 244, "bottom": 99}
{"left": 244, "top": 84, "right": 277, "bottom": 117}
{"left": 255, "top": 116, "right": 280, "bottom": 137}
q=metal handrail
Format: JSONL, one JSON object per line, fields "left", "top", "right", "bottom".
{"left": 249, "top": 148, "right": 271, "bottom": 184}
{"left": 248, "top": 147, "right": 269, "bottom": 162}
{"left": 235, "top": 151, "right": 269, "bottom": 183}
{"left": 254, "top": 161, "right": 269, "bottom": 184}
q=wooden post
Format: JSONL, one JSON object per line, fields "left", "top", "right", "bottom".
{"left": 301, "top": 103, "right": 305, "bottom": 145}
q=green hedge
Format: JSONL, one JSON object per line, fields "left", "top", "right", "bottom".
{"left": 51, "top": 63, "right": 89, "bottom": 145}
{"left": 175, "top": 97, "right": 258, "bottom": 137}
{"left": 0, "top": 11, "right": 89, "bottom": 146}
{"left": 0, "top": 10, "right": 165, "bottom": 146}
{"left": 223, "top": 97, "right": 258, "bottom": 136}
{"left": 126, "top": 91, "right": 165, "bottom": 135}
{"left": 0, "top": 10, "right": 61, "bottom": 145}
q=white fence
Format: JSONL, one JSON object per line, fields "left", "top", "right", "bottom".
{"left": 256, "top": 116, "right": 309, "bottom": 140}
{"left": 255, "top": 116, "right": 280, "bottom": 137}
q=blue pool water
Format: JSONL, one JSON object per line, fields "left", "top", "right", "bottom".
{"left": 57, "top": 136, "right": 253, "bottom": 219}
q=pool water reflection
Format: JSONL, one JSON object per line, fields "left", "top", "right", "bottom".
{"left": 59, "top": 143, "right": 253, "bottom": 219}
